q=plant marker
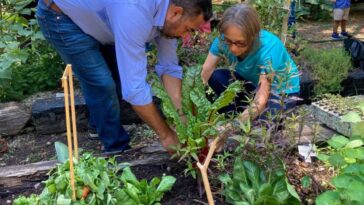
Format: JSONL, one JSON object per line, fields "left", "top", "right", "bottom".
{"left": 197, "top": 136, "right": 222, "bottom": 205}
{"left": 61, "top": 64, "right": 79, "bottom": 201}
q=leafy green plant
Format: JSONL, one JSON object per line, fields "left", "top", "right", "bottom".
{"left": 13, "top": 194, "right": 41, "bottom": 205}
{"left": 149, "top": 66, "right": 242, "bottom": 177}
{"left": 300, "top": 47, "right": 352, "bottom": 96}
{"left": 316, "top": 163, "right": 364, "bottom": 205}
{"left": 13, "top": 153, "right": 176, "bottom": 205}
{"left": 219, "top": 158, "right": 301, "bottom": 205}
{"left": 119, "top": 167, "right": 176, "bottom": 205}
{"left": 250, "top": 0, "right": 288, "bottom": 36}
{"left": 0, "top": 0, "right": 64, "bottom": 102}
{"left": 317, "top": 135, "right": 364, "bottom": 170}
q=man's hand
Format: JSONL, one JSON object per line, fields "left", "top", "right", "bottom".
{"left": 132, "top": 102, "right": 180, "bottom": 155}
{"left": 159, "top": 128, "right": 179, "bottom": 154}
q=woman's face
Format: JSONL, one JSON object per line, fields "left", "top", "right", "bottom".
{"left": 223, "top": 25, "right": 249, "bottom": 57}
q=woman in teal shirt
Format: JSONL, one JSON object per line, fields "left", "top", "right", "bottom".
{"left": 202, "top": 3, "right": 300, "bottom": 122}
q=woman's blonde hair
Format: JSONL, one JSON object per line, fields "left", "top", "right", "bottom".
{"left": 218, "top": 4, "right": 260, "bottom": 50}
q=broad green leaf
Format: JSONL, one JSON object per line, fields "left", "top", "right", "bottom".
{"left": 56, "top": 194, "right": 71, "bottom": 205}
{"left": 209, "top": 80, "right": 242, "bottom": 112}
{"left": 341, "top": 112, "right": 362, "bottom": 123}
{"left": 258, "top": 183, "right": 273, "bottom": 196}
{"left": 327, "top": 135, "right": 349, "bottom": 149}
{"left": 285, "top": 178, "right": 301, "bottom": 202}
{"left": 54, "top": 141, "right": 69, "bottom": 163}
{"left": 344, "top": 148, "right": 364, "bottom": 160}
{"left": 121, "top": 167, "right": 139, "bottom": 186}
{"left": 300, "top": 176, "right": 312, "bottom": 189}
{"left": 243, "top": 161, "right": 261, "bottom": 191}
{"left": 254, "top": 195, "right": 281, "bottom": 205}
{"left": 219, "top": 173, "right": 232, "bottom": 185}
{"left": 239, "top": 183, "right": 255, "bottom": 204}
{"left": 345, "top": 180, "right": 364, "bottom": 202}
{"left": 317, "top": 153, "right": 330, "bottom": 162}
{"left": 233, "top": 158, "right": 248, "bottom": 184}
{"left": 328, "top": 153, "right": 346, "bottom": 168}
{"left": 345, "top": 139, "right": 364, "bottom": 149}
{"left": 156, "top": 176, "right": 176, "bottom": 192}
{"left": 124, "top": 183, "right": 141, "bottom": 203}
{"left": 342, "top": 163, "right": 364, "bottom": 175}
{"left": 331, "top": 174, "right": 357, "bottom": 188}
{"left": 352, "top": 122, "right": 364, "bottom": 137}
{"left": 315, "top": 191, "right": 341, "bottom": 205}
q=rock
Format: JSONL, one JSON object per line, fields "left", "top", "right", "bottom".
{"left": 0, "top": 102, "right": 30, "bottom": 136}
{"left": 31, "top": 95, "right": 160, "bottom": 135}
{"left": 31, "top": 96, "right": 89, "bottom": 134}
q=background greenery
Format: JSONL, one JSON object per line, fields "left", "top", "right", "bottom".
{"left": 0, "top": 0, "right": 64, "bottom": 102}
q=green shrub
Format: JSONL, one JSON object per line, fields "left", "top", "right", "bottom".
{"left": 300, "top": 47, "right": 352, "bottom": 96}
{"left": 0, "top": 0, "right": 64, "bottom": 102}
{"left": 251, "top": 0, "right": 288, "bottom": 36}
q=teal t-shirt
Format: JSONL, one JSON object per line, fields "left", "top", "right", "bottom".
{"left": 209, "top": 30, "right": 300, "bottom": 94}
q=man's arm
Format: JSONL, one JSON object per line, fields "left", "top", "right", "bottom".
{"left": 106, "top": 4, "right": 179, "bottom": 152}
{"left": 133, "top": 103, "right": 178, "bottom": 152}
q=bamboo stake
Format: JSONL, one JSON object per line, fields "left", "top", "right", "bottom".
{"left": 197, "top": 136, "right": 221, "bottom": 205}
{"left": 61, "top": 65, "right": 77, "bottom": 201}
{"left": 67, "top": 67, "right": 79, "bottom": 160}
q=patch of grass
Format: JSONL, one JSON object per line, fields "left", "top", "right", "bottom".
{"left": 300, "top": 47, "right": 352, "bottom": 96}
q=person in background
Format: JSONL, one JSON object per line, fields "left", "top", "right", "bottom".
{"left": 201, "top": 4, "right": 300, "bottom": 124}
{"left": 36, "top": 0, "right": 212, "bottom": 155}
{"left": 331, "top": 0, "right": 351, "bottom": 40}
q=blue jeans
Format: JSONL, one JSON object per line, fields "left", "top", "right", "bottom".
{"left": 36, "top": 0, "right": 130, "bottom": 152}
{"left": 208, "top": 69, "right": 299, "bottom": 119}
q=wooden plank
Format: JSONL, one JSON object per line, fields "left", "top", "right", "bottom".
{"left": 0, "top": 144, "right": 170, "bottom": 189}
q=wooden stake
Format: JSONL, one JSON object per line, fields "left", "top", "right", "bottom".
{"left": 61, "top": 64, "right": 77, "bottom": 201}
{"left": 67, "top": 68, "right": 79, "bottom": 160}
{"left": 197, "top": 137, "right": 221, "bottom": 205}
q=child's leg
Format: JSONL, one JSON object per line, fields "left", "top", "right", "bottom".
{"left": 333, "top": 20, "right": 340, "bottom": 33}
{"left": 341, "top": 8, "right": 350, "bottom": 33}
{"left": 341, "top": 20, "right": 347, "bottom": 32}
{"left": 333, "top": 9, "right": 343, "bottom": 33}
{"left": 332, "top": 9, "right": 343, "bottom": 39}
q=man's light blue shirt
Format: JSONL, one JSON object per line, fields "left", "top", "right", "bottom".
{"left": 54, "top": 0, "right": 182, "bottom": 105}
{"left": 209, "top": 30, "right": 300, "bottom": 94}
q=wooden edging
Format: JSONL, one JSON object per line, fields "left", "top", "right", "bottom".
{"left": 0, "top": 144, "right": 169, "bottom": 189}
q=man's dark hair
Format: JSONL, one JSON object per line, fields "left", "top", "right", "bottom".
{"left": 171, "top": 0, "right": 213, "bottom": 21}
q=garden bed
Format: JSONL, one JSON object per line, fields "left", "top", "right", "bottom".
{"left": 0, "top": 113, "right": 335, "bottom": 205}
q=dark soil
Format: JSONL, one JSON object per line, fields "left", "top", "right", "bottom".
{"left": 0, "top": 124, "right": 156, "bottom": 167}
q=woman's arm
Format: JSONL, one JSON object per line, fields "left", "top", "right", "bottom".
{"left": 238, "top": 74, "right": 271, "bottom": 122}
{"left": 201, "top": 52, "right": 221, "bottom": 84}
